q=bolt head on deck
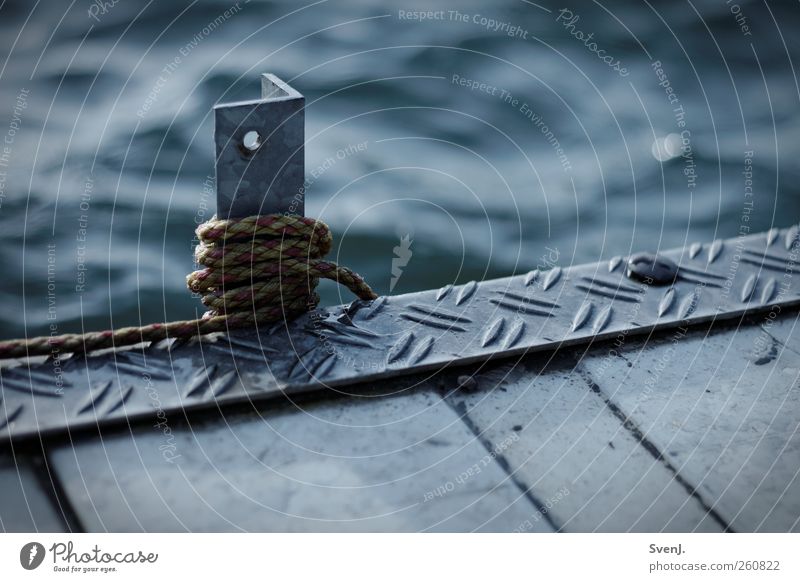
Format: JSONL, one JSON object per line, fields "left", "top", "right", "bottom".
{"left": 626, "top": 252, "right": 680, "bottom": 285}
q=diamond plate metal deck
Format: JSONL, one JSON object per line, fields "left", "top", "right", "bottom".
{"left": 1, "top": 226, "right": 798, "bottom": 443}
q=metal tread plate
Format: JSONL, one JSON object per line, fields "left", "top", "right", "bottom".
{"left": 1, "top": 226, "right": 798, "bottom": 443}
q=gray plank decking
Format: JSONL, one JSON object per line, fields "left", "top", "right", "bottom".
{"left": 35, "top": 310, "right": 800, "bottom": 532}
{"left": 0, "top": 455, "right": 67, "bottom": 532}
{"left": 580, "top": 312, "right": 800, "bottom": 532}
{"left": 443, "top": 356, "right": 723, "bottom": 532}
{"left": 49, "top": 387, "right": 549, "bottom": 532}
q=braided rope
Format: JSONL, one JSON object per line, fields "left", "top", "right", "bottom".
{"left": 0, "top": 214, "right": 376, "bottom": 360}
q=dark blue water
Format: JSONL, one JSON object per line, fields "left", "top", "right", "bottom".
{"left": 1, "top": 0, "right": 798, "bottom": 339}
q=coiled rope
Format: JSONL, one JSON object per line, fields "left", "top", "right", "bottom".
{"left": 0, "top": 214, "right": 376, "bottom": 360}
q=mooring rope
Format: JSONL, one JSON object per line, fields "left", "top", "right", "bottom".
{"left": 0, "top": 214, "right": 376, "bottom": 360}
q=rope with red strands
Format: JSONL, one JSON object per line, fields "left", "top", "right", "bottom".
{"left": 0, "top": 214, "right": 376, "bottom": 360}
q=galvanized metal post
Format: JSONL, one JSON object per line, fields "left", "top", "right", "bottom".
{"left": 213, "top": 74, "right": 304, "bottom": 218}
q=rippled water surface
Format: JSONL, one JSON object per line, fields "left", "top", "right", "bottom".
{"left": 1, "top": 0, "right": 798, "bottom": 339}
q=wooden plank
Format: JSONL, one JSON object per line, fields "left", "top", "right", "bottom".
{"left": 0, "top": 455, "right": 67, "bottom": 532}
{"left": 49, "top": 386, "right": 550, "bottom": 532}
{"left": 756, "top": 308, "right": 800, "bottom": 358}
{"left": 444, "top": 354, "right": 723, "bottom": 532}
{"left": 579, "top": 312, "right": 800, "bottom": 532}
